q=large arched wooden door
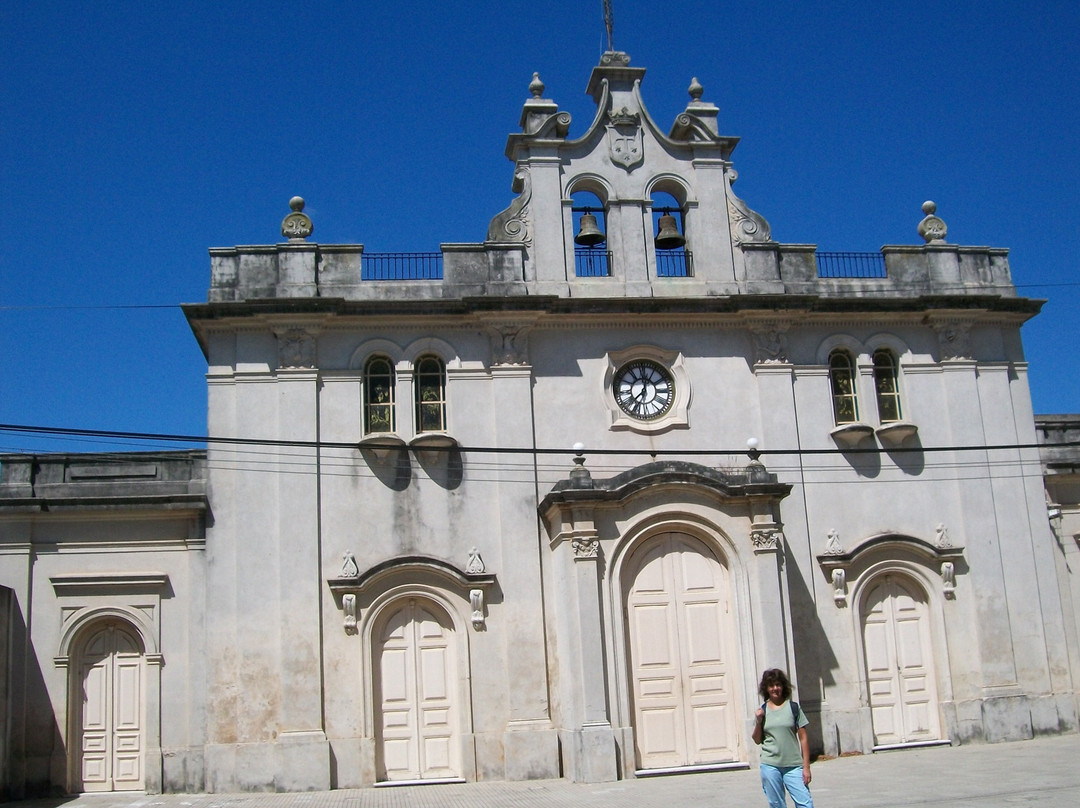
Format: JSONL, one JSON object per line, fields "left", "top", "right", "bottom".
{"left": 374, "top": 598, "right": 460, "bottom": 782}
{"left": 861, "top": 575, "right": 942, "bottom": 745}
{"left": 74, "top": 621, "right": 145, "bottom": 792}
{"left": 625, "top": 532, "right": 740, "bottom": 769}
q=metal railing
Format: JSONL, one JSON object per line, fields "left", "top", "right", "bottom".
{"left": 816, "top": 251, "right": 887, "bottom": 279}
{"left": 361, "top": 252, "right": 443, "bottom": 281}
{"left": 656, "top": 249, "right": 694, "bottom": 278}
{"left": 575, "top": 249, "right": 611, "bottom": 277}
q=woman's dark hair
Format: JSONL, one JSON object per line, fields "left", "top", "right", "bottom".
{"left": 758, "top": 668, "right": 793, "bottom": 702}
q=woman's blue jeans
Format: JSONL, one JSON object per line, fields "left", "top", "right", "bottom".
{"left": 760, "top": 763, "right": 814, "bottom": 808}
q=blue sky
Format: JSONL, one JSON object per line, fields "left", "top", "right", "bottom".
{"left": 2, "top": 1, "right": 1078, "bottom": 453}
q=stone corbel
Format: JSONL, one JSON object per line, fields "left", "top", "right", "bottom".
{"left": 941, "top": 561, "right": 956, "bottom": 599}
{"left": 470, "top": 589, "right": 485, "bottom": 630}
{"left": 832, "top": 569, "right": 847, "bottom": 607}
{"left": 342, "top": 594, "right": 358, "bottom": 635}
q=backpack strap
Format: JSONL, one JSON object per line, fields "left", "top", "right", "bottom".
{"left": 763, "top": 701, "right": 802, "bottom": 732}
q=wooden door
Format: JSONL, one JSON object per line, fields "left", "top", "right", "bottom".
{"left": 376, "top": 599, "right": 459, "bottom": 781}
{"left": 862, "top": 575, "right": 941, "bottom": 745}
{"left": 77, "top": 623, "right": 144, "bottom": 792}
{"left": 626, "top": 533, "right": 739, "bottom": 769}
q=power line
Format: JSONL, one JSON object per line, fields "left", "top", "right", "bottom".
{"left": 1, "top": 422, "right": 1076, "bottom": 458}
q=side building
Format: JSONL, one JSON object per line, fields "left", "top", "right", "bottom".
{"left": 1, "top": 51, "right": 1078, "bottom": 797}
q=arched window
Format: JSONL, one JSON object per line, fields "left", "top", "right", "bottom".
{"left": 873, "top": 349, "right": 902, "bottom": 423}
{"left": 829, "top": 350, "right": 859, "bottom": 424}
{"left": 414, "top": 355, "right": 447, "bottom": 433}
{"left": 364, "top": 356, "right": 396, "bottom": 434}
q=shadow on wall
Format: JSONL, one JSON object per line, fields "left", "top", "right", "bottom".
{"left": 0, "top": 586, "right": 67, "bottom": 800}
{"left": 783, "top": 545, "right": 837, "bottom": 756}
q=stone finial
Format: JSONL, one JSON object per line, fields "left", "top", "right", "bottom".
{"left": 529, "top": 72, "right": 545, "bottom": 98}
{"left": 569, "top": 442, "right": 594, "bottom": 488}
{"left": 917, "top": 200, "right": 947, "bottom": 244}
{"left": 688, "top": 77, "right": 704, "bottom": 102}
{"left": 281, "top": 196, "right": 313, "bottom": 242}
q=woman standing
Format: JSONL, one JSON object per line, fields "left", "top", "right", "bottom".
{"left": 751, "top": 668, "right": 814, "bottom": 808}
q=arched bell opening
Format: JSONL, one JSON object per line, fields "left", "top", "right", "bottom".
{"left": 650, "top": 191, "right": 691, "bottom": 277}
{"left": 571, "top": 190, "right": 610, "bottom": 277}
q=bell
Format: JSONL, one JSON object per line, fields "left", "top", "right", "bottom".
{"left": 574, "top": 212, "right": 606, "bottom": 246}
{"left": 654, "top": 212, "right": 685, "bottom": 250}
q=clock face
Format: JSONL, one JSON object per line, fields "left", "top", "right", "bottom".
{"left": 614, "top": 360, "right": 675, "bottom": 420}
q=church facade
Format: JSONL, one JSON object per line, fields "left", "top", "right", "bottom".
{"left": 2, "top": 52, "right": 1078, "bottom": 798}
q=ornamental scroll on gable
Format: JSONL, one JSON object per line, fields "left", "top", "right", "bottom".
{"left": 607, "top": 107, "right": 643, "bottom": 171}
{"left": 727, "top": 170, "right": 772, "bottom": 244}
{"left": 487, "top": 167, "right": 532, "bottom": 245}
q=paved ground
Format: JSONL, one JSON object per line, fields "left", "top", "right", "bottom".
{"left": 5, "top": 734, "right": 1079, "bottom": 808}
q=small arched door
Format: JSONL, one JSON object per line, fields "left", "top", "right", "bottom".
{"left": 861, "top": 575, "right": 942, "bottom": 745}
{"left": 74, "top": 621, "right": 145, "bottom": 792}
{"left": 625, "top": 532, "right": 740, "bottom": 769}
{"left": 374, "top": 598, "right": 460, "bottom": 782}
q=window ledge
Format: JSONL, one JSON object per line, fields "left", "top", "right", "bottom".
{"left": 358, "top": 433, "right": 406, "bottom": 460}
{"left": 830, "top": 422, "right": 875, "bottom": 448}
{"left": 409, "top": 433, "right": 459, "bottom": 461}
{"left": 876, "top": 421, "right": 918, "bottom": 447}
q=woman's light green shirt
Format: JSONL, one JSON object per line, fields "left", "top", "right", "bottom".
{"left": 759, "top": 700, "right": 809, "bottom": 768}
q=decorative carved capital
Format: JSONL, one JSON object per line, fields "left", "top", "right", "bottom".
{"left": 572, "top": 536, "right": 599, "bottom": 559}
{"left": 933, "top": 322, "right": 973, "bottom": 361}
{"left": 749, "top": 323, "right": 790, "bottom": 364}
{"left": 489, "top": 325, "right": 530, "bottom": 366}
{"left": 275, "top": 327, "right": 317, "bottom": 368}
{"left": 751, "top": 527, "right": 783, "bottom": 552}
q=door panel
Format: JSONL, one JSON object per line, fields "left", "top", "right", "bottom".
{"left": 862, "top": 576, "right": 941, "bottom": 745}
{"left": 627, "top": 533, "right": 739, "bottom": 769}
{"left": 376, "top": 600, "right": 459, "bottom": 782}
{"left": 76, "top": 623, "right": 144, "bottom": 792}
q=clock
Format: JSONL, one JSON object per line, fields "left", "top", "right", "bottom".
{"left": 613, "top": 360, "right": 675, "bottom": 420}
